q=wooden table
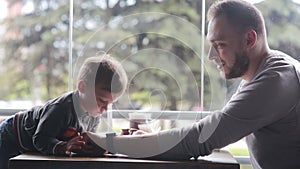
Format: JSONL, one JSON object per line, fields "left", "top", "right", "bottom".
{"left": 9, "top": 150, "right": 239, "bottom": 169}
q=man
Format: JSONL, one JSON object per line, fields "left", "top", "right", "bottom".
{"left": 87, "top": 1, "right": 300, "bottom": 168}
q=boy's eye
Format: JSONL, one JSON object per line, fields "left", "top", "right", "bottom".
{"left": 97, "top": 98, "right": 107, "bottom": 105}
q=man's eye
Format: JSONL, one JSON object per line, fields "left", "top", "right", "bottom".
{"left": 214, "top": 43, "right": 224, "bottom": 49}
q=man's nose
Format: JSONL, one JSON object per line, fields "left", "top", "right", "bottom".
{"left": 208, "top": 46, "right": 219, "bottom": 60}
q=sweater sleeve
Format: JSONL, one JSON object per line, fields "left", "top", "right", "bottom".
{"left": 149, "top": 63, "right": 300, "bottom": 160}
{"left": 32, "top": 104, "right": 70, "bottom": 155}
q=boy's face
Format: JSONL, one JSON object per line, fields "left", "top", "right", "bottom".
{"left": 79, "top": 82, "right": 119, "bottom": 117}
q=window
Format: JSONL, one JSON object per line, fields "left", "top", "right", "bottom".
{"left": 0, "top": 0, "right": 230, "bottom": 112}
{"left": 1, "top": 1, "right": 299, "bottom": 168}
{"left": 0, "top": 0, "right": 69, "bottom": 109}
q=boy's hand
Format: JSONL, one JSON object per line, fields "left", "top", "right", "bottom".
{"left": 65, "top": 135, "right": 85, "bottom": 155}
{"left": 79, "top": 132, "right": 106, "bottom": 156}
{"left": 55, "top": 134, "right": 85, "bottom": 155}
{"left": 55, "top": 132, "right": 106, "bottom": 156}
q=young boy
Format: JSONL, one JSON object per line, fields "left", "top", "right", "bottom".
{"left": 0, "top": 54, "right": 128, "bottom": 169}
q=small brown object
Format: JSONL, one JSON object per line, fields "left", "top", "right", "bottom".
{"left": 120, "top": 128, "right": 130, "bottom": 135}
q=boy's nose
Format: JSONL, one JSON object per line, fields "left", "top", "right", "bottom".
{"left": 99, "top": 104, "right": 108, "bottom": 113}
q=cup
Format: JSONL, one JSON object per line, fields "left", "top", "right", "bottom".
{"left": 129, "top": 113, "right": 151, "bottom": 130}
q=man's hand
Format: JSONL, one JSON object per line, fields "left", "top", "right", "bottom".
{"left": 131, "top": 129, "right": 149, "bottom": 135}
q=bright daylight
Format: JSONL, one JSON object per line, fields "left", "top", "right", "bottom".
{"left": 0, "top": 1, "right": 300, "bottom": 169}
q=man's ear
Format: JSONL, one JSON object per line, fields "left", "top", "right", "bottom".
{"left": 78, "top": 80, "right": 85, "bottom": 93}
{"left": 245, "top": 29, "right": 257, "bottom": 49}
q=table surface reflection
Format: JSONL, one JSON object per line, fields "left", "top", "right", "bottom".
{"left": 9, "top": 149, "right": 239, "bottom": 169}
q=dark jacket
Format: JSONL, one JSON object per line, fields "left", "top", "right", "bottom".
{"left": 13, "top": 90, "right": 100, "bottom": 155}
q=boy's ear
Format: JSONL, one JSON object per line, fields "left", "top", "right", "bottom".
{"left": 78, "top": 80, "right": 85, "bottom": 93}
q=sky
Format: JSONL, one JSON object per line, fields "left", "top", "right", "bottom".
{"left": 0, "top": 1, "right": 7, "bottom": 19}
{"left": 293, "top": 0, "right": 300, "bottom": 4}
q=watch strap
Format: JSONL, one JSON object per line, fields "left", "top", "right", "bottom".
{"left": 106, "top": 132, "right": 116, "bottom": 154}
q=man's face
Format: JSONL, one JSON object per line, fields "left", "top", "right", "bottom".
{"left": 207, "top": 15, "right": 250, "bottom": 79}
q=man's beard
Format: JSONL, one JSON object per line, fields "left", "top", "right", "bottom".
{"left": 226, "top": 51, "right": 250, "bottom": 79}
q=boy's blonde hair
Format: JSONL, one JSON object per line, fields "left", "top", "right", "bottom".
{"left": 77, "top": 54, "right": 127, "bottom": 95}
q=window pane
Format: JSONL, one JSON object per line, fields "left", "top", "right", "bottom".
{"left": 0, "top": 0, "right": 69, "bottom": 109}
{"left": 72, "top": 0, "right": 226, "bottom": 112}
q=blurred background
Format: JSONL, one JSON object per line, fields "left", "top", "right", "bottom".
{"left": 0, "top": 0, "right": 299, "bottom": 168}
{"left": 0, "top": 0, "right": 299, "bottom": 111}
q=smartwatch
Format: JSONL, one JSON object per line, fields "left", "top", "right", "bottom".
{"left": 106, "top": 132, "right": 116, "bottom": 154}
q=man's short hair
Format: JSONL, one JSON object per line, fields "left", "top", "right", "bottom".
{"left": 207, "top": 0, "right": 265, "bottom": 36}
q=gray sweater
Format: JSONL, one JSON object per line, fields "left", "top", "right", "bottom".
{"left": 155, "top": 50, "right": 300, "bottom": 169}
